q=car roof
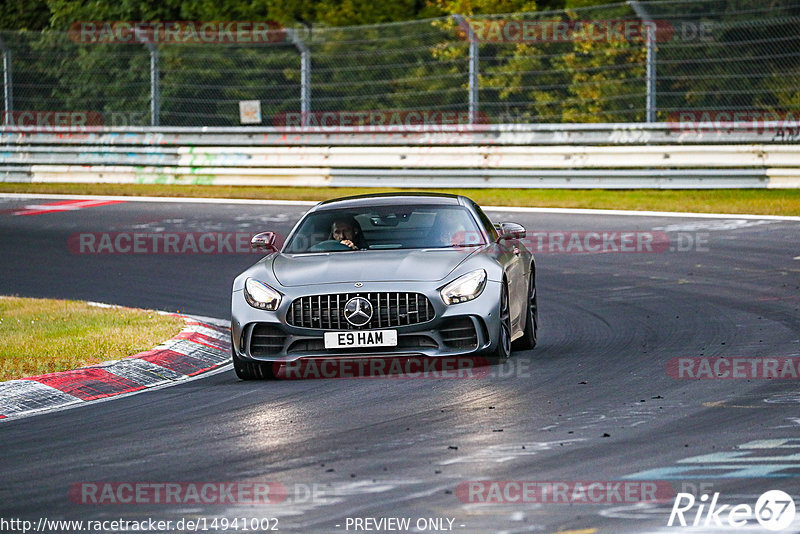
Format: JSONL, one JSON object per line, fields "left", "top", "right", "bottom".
{"left": 313, "top": 192, "right": 466, "bottom": 211}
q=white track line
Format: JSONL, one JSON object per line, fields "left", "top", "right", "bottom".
{"left": 481, "top": 205, "right": 800, "bottom": 221}
{"left": 0, "top": 192, "right": 317, "bottom": 206}
{"left": 2, "top": 192, "right": 798, "bottom": 221}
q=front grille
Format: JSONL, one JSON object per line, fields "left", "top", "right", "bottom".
{"left": 249, "top": 324, "right": 287, "bottom": 356}
{"left": 440, "top": 317, "right": 478, "bottom": 349}
{"left": 287, "top": 292, "right": 435, "bottom": 330}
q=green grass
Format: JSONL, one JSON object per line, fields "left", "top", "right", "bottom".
{"left": 1, "top": 183, "right": 799, "bottom": 215}
{"left": 0, "top": 296, "right": 185, "bottom": 381}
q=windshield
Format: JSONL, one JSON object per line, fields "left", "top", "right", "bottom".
{"left": 283, "top": 205, "right": 486, "bottom": 253}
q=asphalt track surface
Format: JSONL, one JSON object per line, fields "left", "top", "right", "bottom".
{"left": 1, "top": 195, "right": 800, "bottom": 534}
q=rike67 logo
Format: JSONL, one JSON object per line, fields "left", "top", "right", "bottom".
{"left": 668, "top": 490, "right": 796, "bottom": 531}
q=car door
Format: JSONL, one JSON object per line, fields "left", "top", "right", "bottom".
{"left": 471, "top": 202, "right": 526, "bottom": 335}
{"left": 503, "top": 230, "right": 526, "bottom": 335}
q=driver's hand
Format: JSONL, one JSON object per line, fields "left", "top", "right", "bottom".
{"left": 340, "top": 239, "right": 358, "bottom": 250}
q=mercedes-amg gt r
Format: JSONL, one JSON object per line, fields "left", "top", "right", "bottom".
{"left": 230, "top": 193, "right": 537, "bottom": 379}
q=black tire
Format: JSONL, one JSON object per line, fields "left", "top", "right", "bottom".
{"left": 512, "top": 272, "right": 538, "bottom": 351}
{"left": 486, "top": 282, "right": 512, "bottom": 365}
{"left": 232, "top": 349, "right": 276, "bottom": 380}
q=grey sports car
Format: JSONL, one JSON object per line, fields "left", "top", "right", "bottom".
{"left": 230, "top": 193, "right": 537, "bottom": 379}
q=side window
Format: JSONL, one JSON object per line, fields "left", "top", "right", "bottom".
{"left": 472, "top": 203, "right": 498, "bottom": 241}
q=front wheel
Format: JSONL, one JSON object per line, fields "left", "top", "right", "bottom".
{"left": 486, "top": 283, "right": 512, "bottom": 365}
{"left": 232, "top": 349, "right": 276, "bottom": 380}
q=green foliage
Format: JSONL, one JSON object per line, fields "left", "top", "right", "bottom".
{"left": 0, "top": 0, "right": 50, "bottom": 31}
{"left": 1, "top": 0, "right": 798, "bottom": 126}
{"left": 428, "top": 0, "right": 540, "bottom": 16}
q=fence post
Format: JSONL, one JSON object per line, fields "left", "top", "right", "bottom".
{"left": 288, "top": 29, "right": 311, "bottom": 126}
{"left": 452, "top": 15, "right": 479, "bottom": 125}
{"left": 629, "top": 1, "right": 656, "bottom": 122}
{"left": 0, "top": 36, "right": 12, "bottom": 125}
{"left": 140, "top": 43, "right": 160, "bottom": 127}
{"left": 134, "top": 29, "right": 160, "bottom": 127}
{"left": 149, "top": 45, "right": 160, "bottom": 126}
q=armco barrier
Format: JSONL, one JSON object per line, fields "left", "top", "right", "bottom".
{"left": 3, "top": 122, "right": 800, "bottom": 146}
{"left": 1, "top": 124, "right": 800, "bottom": 189}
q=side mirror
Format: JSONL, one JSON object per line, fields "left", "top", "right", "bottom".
{"left": 496, "top": 222, "right": 526, "bottom": 240}
{"left": 251, "top": 231, "right": 278, "bottom": 251}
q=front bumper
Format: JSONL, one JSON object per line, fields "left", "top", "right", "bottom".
{"left": 231, "top": 280, "right": 503, "bottom": 363}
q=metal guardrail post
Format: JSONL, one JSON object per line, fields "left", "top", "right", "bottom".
{"left": 0, "top": 36, "right": 12, "bottom": 126}
{"left": 135, "top": 29, "right": 160, "bottom": 127}
{"left": 452, "top": 15, "right": 479, "bottom": 125}
{"left": 150, "top": 45, "right": 160, "bottom": 127}
{"left": 629, "top": 1, "right": 656, "bottom": 123}
{"left": 288, "top": 29, "right": 311, "bottom": 126}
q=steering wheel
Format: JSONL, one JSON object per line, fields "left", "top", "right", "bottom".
{"left": 308, "top": 239, "right": 353, "bottom": 252}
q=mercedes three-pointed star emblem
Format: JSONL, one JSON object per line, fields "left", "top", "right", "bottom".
{"left": 343, "top": 296, "right": 373, "bottom": 327}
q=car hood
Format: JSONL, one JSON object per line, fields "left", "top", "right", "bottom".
{"left": 271, "top": 248, "right": 478, "bottom": 287}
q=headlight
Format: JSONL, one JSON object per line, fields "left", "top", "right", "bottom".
{"left": 440, "top": 269, "right": 486, "bottom": 305}
{"left": 244, "top": 278, "right": 282, "bottom": 310}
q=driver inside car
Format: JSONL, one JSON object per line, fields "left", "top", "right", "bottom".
{"left": 330, "top": 217, "right": 368, "bottom": 250}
